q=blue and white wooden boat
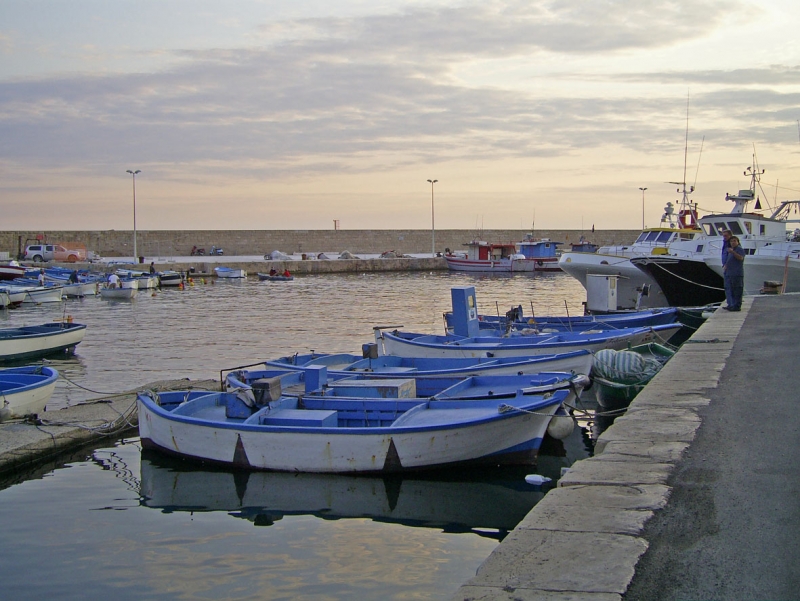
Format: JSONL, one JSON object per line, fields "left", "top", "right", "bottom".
{"left": 378, "top": 286, "right": 680, "bottom": 358}
{"left": 0, "top": 322, "right": 86, "bottom": 363}
{"left": 377, "top": 324, "right": 680, "bottom": 359}
{"left": 226, "top": 365, "right": 589, "bottom": 402}
{"left": 215, "top": 266, "right": 247, "bottom": 279}
{"left": 263, "top": 349, "right": 594, "bottom": 379}
{"left": 3, "top": 280, "right": 64, "bottom": 303}
{"left": 444, "top": 306, "right": 679, "bottom": 333}
{"left": 0, "top": 365, "right": 59, "bottom": 419}
{"left": 137, "top": 369, "right": 572, "bottom": 473}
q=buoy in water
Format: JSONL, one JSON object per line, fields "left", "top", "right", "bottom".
{"left": 546, "top": 413, "right": 575, "bottom": 440}
{"left": 524, "top": 474, "right": 552, "bottom": 485}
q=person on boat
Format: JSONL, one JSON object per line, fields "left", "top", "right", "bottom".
{"left": 107, "top": 273, "right": 121, "bottom": 289}
{"left": 282, "top": 269, "right": 291, "bottom": 277}
{"left": 149, "top": 262, "right": 156, "bottom": 275}
{"left": 37, "top": 269, "right": 45, "bottom": 286}
{"left": 269, "top": 268, "right": 277, "bottom": 277}
{"left": 722, "top": 235, "right": 745, "bottom": 311}
{"left": 68, "top": 270, "right": 79, "bottom": 283}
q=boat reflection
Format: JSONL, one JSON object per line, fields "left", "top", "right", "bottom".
{"left": 139, "top": 452, "right": 550, "bottom": 540}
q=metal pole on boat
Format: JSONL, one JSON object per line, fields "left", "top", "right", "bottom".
{"left": 427, "top": 179, "right": 438, "bottom": 257}
{"left": 127, "top": 169, "right": 141, "bottom": 262}
{"left": 639, "top": 187, "right": 648, "bottom": 229}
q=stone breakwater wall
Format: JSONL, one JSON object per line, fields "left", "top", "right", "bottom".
{"left": 1, "top": 229, "right": 639, "bottom": 259}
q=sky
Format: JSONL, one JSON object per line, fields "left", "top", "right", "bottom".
{"left": 2, "top": 0, "right": 800, "bottom": 231}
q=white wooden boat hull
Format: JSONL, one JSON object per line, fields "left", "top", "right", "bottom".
{"left": 158, "top": 272, "right": 183, "bottom": 286}
{"left": 0, "top": 323, "right": 86, "bottom": 362}
{"left": 444, "top": 256, "right": 536, "bottom": 273}
{"left": 138, "top": 391, "right": 564, "bottom": 473}
{"left": 0, "top": 366, "right": 59, "bottom": 418}
{"left": 10, "top": 286, "right": 65, "bottom": 304}
{"left": 100, "top": 287, "right": 138, "bottom": 299}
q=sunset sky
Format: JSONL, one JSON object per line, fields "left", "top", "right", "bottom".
{"left": 2, "top": 0, "right": 800, "bottom": 231}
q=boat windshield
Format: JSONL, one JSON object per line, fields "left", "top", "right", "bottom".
{"left": 645, "top": 231, "right": 660, "bottom": 242}
{"left": 635, "top": 232, "right": 650, "bottom": 243}
{"left": 727, "top": 222, "right": 744, "bottom": 235}
{"left": 656, "top": 231, "right": 673, "bottom": 244}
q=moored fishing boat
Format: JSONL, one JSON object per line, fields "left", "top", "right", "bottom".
{"left": 378, "top": 286, "right": 681, "bottom": 359}
{"left": 515, "top": 235, "right": 563, "bottom": 271}
{"left": 0, "top": 322, "right": 87, "bottom": 363}
{"left": 137, "top": 372, "right": 572, "bottom": 473}
{"left": 631, "top": 159, "right": 800, "bottom": 307}
{"left": 591, "top": 342, "right": 675, "bottom": 409}
{"left": 0, "top": 262, "right": 26, "bottom": 281}
{"left": 443, "top": 306, "right": 679, "bottom": 334}
{"left": 559, "top": 194, "right": 701, "bottom": 309}
{"left": 157, "top": 271, "right": 184, "bottom": 286}
{"left": 214, "top": 266, "right": 247, "bottom": 279}
{"left": 377, "top": 324, "right": 680, "bottom": 359}
{"left": 0, "top": 365, "right": 59, "bottom": 419}
{"left": 99, "top": 285, "right": 137, "bottom": 300}
{"left": 444, "top": 239, "right": 532, "bottom": 273}
{"left": 262, "top": 349, "right": 594, "bottom": 379}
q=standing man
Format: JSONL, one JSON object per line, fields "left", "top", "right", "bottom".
{"left": 723, "top": 235, "right": 745, "bottom": 311}
{"left": 720, "top": 230, "right": 733, "bottom": 308}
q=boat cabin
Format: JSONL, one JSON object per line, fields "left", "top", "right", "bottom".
{"left": 516, "top": 236, "right": 562, "bottom": 260}
{"left": 463, "top": 240, "right": 519, "bottom": 261}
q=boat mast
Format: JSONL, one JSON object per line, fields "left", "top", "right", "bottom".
{"left": 667, "top": 93, "right": 698, "bottom": 228}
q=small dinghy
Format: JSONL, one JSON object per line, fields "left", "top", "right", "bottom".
{"left": 257, "top": 273, "right": 294, "bottom": 281}
{"left": 0, "top": 365, "right": 59, "bottom": 419}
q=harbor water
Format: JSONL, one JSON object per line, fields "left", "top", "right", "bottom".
{"left": 0, "top": 271, "right": 597, "bottom": 600}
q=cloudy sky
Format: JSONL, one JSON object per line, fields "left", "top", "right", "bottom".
{"left": 2, "top": 0, "right": 800, "bottom": 231}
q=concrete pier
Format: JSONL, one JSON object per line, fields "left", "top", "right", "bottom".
{"left": 453, "top": 293, "right": 800, "bottom": 600}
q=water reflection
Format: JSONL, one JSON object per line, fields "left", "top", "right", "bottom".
{"left": 140, "top": 452, "right": 549, "bottom": 541}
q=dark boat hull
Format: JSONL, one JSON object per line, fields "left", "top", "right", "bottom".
{"left": 630, "top": 256, "right": 725, "bottom": 307}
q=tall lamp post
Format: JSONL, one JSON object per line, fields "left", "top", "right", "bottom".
{"left": 427, "top": 179, "right": 438, "bottom": 257}
{"left": 639, "top": 187, "right": 648, "bottom": 229}
{"left": 127, "top": 169, "right": 141, "bottom": 262}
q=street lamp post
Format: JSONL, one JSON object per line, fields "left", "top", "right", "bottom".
{"left": 639, "top": 187, "right": 648, "bottom": 229}
{"left": 427, "top": 179, "right": 438, "bottom": 257}
{"left": 127, "top": 169, "right": 141, "bottom": 262}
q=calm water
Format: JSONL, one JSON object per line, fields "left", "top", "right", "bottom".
{"left": 0, "top": 271, "right": 596, "bottom": 600}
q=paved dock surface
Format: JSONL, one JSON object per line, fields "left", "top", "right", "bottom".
{"left": 624, "top": 294, "right": 800, "bottom": 600}
{"left": 454, "top": 293, "right": 800, "bottom": 600}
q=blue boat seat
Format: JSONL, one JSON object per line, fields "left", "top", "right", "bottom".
{"left": 259, "top": 409, "right": 337, "bottom": 427}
